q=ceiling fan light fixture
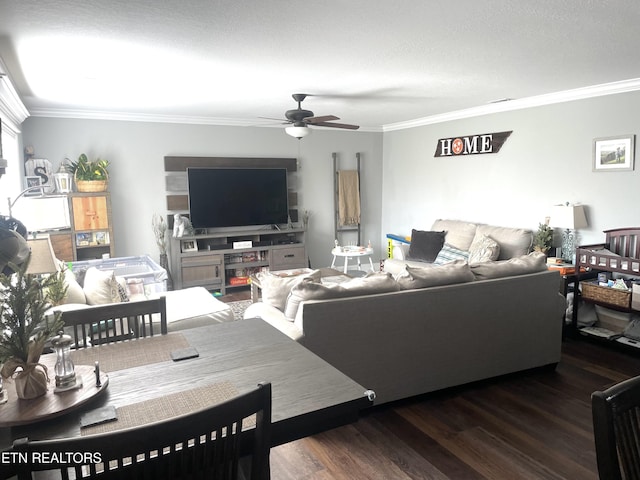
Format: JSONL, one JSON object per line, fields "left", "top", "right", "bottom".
{"left": 285, "top": 125, "right": 311, "bottom": 139}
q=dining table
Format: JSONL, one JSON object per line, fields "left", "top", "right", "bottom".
{"left": 0, "top": 318, "right": 373, "bottom": 454}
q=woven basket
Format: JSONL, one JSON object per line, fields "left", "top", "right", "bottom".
{"left": 75, "top": 180, "right": 108, "bottom": 192}
{"left": 582, "top": 281, "right": 631, "bottom": 309}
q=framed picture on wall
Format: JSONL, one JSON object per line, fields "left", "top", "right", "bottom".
{"left": 593, "top": 135, "right": 635, "bottom": 172}
{"left": 24, "top": 176, "right": 43, "bottom": 196}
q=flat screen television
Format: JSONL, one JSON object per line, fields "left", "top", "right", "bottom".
{"left": 187, "top": 167, "right": 289, "bottom": 229}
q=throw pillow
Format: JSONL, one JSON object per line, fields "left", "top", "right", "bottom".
{"left": 468, "top": 233, "right": 500, "bottom": 264}
{"left": 62, "top": 267, "right": 86, "bottom": 304}
{"left": 284, "top": 272, "right": 400, "bottom": 321}
{"left": 394, "top": 261, "right": 475, "bottom": 290}
{"left": 470, "top": 252, "right": 547, "bottom": 280}
{"left": 257, "top": 270, "right": 321, "bottom": 311}
{"left": 83, "top": 267, "right": 122, "bottom": 305}
{"left": 406, "top": 229, "right": 446, "bottom": 263}
{"left": 433, "top": 243, "right": 469, "bottom": 265}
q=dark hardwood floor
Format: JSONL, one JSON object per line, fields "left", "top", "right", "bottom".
{"left": 267, "top": 337, "right": 640, "bottom": 480}
{"left": 219, "top": 292, "right": 640, "bottom": 479}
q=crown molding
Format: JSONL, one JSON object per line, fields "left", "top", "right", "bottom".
{"left": 382, "top": 78, "right": 640, "bottom": 132}
{"left": 26, "top": 78, "right": 640, "bottom": 132}
{"left": 0, "top": 57, "right": 29, "bottom": 135}
{"left": 28, "top": 108, "right": 263, "bottom": 126}
{"left": 28, "top": 108, "right": 382, "bottom": 132}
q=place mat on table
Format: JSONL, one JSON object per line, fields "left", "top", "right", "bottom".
{"left": 81, "top": 381, "right": 255, "bottom": 435}
{"left": 70, "top": 334, "right": 189, "bottom": 372}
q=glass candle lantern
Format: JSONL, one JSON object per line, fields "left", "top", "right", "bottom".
{"left": 53, "top": 172, "right": 73, "bottom": 193}
{"left": 51, "top": 331, "right": 77, "bottom": 389}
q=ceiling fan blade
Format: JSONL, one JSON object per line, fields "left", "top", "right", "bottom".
{"left": 311, "top": 121, "right": 360, "bottom": 130}
{"left": 304, "top": 115, "right": 339, "bottom": 124}
{"left": 258, "top": 116, "right": 291, "bottom": 123}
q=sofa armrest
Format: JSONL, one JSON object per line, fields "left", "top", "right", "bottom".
{"left": 243, "top": 302, "right": 304, "bottom": 341}
{"left": 393, "top": 243, "right": 410, "bottom": 260}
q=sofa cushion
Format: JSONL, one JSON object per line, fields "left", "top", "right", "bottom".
{"left": 284, "top": 272, "right": 400, "bottom": 321}
{"left": 433, "top": 243, "right": 469, "bottom": 265}
{"left": 468, "top": 233, "right": 501, "bottom": 264}
{"left": 394, "top": 261, "right": 475, "bottom": 290}
{"left": 407, "top": 229, "right": 446, "bottom": 262}
{"left": 257, "top": 269, "right": 321, "bottom": 311}
{"left": 431, "top": 219, "right": 478, "bottom": 251}
{"left": 476, "top": 225, "right": 533, "bottom": 260}
{"left": 83, "top": 267, "right": 122, "bottom": 305}
{"left": 470, "top": 252, "right": 547, "bottom": 280}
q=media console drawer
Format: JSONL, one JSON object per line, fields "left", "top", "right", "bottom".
{"left": 181, "top": 254, "right": 222, "bottom": 288}
{"left": 270, "top": 245, "right": 306, "bottom": 270}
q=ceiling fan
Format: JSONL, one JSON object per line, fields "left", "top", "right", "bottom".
{"left": 275, "top": 93, "right": 360, "bottom": 139}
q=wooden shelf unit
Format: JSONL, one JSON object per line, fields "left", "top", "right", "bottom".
{"left": 170, "top": 228, "right": 306, "bottom": 294}
{"left": 69, "top": 192, "right": 114, "bottom": 261}
{"left": 32, "top": 192, "right": 114, "bottom": 262}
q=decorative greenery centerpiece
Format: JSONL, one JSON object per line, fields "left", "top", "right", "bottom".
{"left": 533, "top": 222, "right": 554, "bottom": 254}
{"left": 0, "top": 256, "right": 65, "bottom": 399}
{"left": 66, "top": 153, "right": 110, "bottom": 192}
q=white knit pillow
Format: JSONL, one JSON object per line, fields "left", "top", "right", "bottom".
{"left": 83, "top": 267, "right": 121, "bottom": 305}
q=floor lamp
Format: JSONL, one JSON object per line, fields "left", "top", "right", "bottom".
{"left": 550, "top": 203, "right": 588, "bottom": 264}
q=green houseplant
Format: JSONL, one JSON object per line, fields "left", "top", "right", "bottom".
{"left": 533, "top": 222, "right": 554, "bottom": 254}
{"left": 66, "top": 153, "right": 109, "bottom": 192}
{"left": 0, "top": 255, "right": 65, "bottom": 399}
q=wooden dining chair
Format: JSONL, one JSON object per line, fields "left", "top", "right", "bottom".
{"left": 55, "top": 296, "right": 167, "bottom": 348}
{"left": 592, "top": 375, "right": 640, "bottom": 480}
{"left": 12, "top": 382, "right": 272, "bottom": 480}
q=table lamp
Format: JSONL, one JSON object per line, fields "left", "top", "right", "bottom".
{"left": 550, "top": 203, "right": 588, "bottom": 264}
{"left": 25, "top": 237, "right": 58, "bottom": 275}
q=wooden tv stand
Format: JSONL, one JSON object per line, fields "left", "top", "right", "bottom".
{"left": 169, "top": 228, "right": 306, "bottom": 294}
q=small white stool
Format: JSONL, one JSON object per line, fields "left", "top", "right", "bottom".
{"left": 330, "top": 247, "right": 375, "bottom": 274}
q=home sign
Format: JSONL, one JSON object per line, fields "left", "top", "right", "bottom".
{"left": 434, "top": 131, "right": 512, "bottom": 157}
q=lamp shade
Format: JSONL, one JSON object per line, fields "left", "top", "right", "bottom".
{"left": 25, "top": 237, "right": 58, "bottom": 275}
{"left": 285, "top": 125, "right": 311, "bottom": 139}
{"left": 550, "top": 204, "right": 588, "bottom": 230}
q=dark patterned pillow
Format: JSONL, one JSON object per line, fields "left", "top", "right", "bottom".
{"left": 406, "top": 229, "right": 446, "bottom": 263}
{"left": 117, "top": 283, "right": 130, "bottom": 302}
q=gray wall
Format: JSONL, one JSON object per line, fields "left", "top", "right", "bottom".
{"left": 21, "top": 117, "right": 383, "bottom": 268}
{"left": 382, "top": 91, "right": 640, "bottom": 248}
{"left": 20, "top": 89, "right": 640, "bottom": 272}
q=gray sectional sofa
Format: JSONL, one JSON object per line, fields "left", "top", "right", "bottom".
{"left": 244, "top": 220, "right": 565, "bottom": 405}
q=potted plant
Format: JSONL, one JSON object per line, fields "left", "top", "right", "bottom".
{"left": 0, "top": 255, "right": 65, "bottom": 399}
{"left": 533, "top": 222, "right": 554, "bottom": 254}
{"left": 66, "top": 153, "right": 109, "bottom": 192}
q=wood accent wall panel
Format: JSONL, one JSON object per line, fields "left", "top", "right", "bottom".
{"left": 163, "top": 157, "right": 299, "bottom": 220}
{"left": 164, "top": 157, "right": 297, "bottom": 172}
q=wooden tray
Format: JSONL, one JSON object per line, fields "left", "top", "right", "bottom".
{"left": 0, "top": 365, "right": 109, "bottom": 427}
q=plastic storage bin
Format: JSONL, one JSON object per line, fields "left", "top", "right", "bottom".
{"left": 70, "top": 255, "right": 168, "bottom": 293}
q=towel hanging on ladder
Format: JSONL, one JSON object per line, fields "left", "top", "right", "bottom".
{"left": 337, "top": 170, "right": 361, "bottom": 226}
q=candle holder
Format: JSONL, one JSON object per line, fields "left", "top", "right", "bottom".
{"left": 51, "top": 331, "right": 82, "bottom": 393}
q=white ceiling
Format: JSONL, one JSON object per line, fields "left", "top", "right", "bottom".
{"left": 1, "top": 0, "right": 640, "bottom": 132}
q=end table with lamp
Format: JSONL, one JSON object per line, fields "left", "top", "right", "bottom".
{"left": 549, "top": 202, "right": 588, "bottom": 264}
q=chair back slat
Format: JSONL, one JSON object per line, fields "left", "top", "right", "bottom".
{"left": 13, "top": 382, "right": 271, "bottom": 480}
{"left": 55, "top": 297, "right": 167, "bottom": 348}
{"left": 593, "top": 375, "right": 640, "bottom": 480}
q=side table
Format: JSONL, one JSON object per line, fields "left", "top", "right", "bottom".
{"left": 330, "top": 246, "right": 375, "bottom": 274}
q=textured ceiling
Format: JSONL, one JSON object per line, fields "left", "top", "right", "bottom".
{"left": 1, "top": 0, "right": 640, "bottom": 131}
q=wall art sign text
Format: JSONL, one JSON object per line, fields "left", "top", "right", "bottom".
{"left": 434, "top": 131, "right": 512, "bottom": 157}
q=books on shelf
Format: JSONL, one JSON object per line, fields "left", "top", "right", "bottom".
{"left": 547, "top": 263, "right": 587, "bottom": 275}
